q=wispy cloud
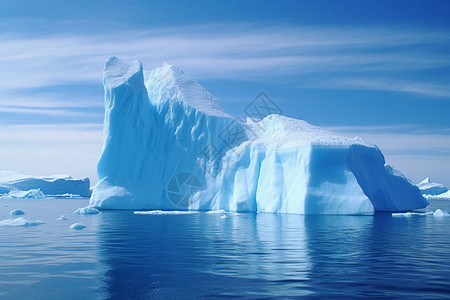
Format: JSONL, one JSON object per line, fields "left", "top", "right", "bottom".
{"left": 0, "top": 123, "right": 103, "bottom": 182}
{"left": 0, "top": 24, "right": 449, "bottom": 97}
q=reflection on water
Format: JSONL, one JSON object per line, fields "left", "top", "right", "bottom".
{"left": 1, "top": 198, "right": 450, "bottom": 299}
{"left": 97, "top": 212, "right": 314, "bottom": 298}
{"left": 97, "top": 209, "right": 450, "bottom": 299}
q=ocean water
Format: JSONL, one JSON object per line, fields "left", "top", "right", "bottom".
{"left": 1, "top": 198, "right": 450, "bottom": 299}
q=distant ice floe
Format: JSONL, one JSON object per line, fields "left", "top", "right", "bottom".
{"left": 220, "top": 215, "right": 228, "bottom": 219}
{"left": 392, "top": 209, "right": 449, "bottom": 217}
{"left": 0, "top": 217, "right": 45, "bottom": 226}
{"left": 74, "top": 207, "right": 100, "bottom": 214}
{"left": 0, "top": 170, "right": 91, "bottom": 198}
{"left": 57, "top": 215, "right": 70, "bottom": 220}
{"left": 0, "top": 189, "right": 45, "bottom": 199}
{"left": 70, "top": 223, "right": 87, "bottom": 230}
{"left": 10, "top": 209, "right": 25, "bottom": 216}
{"left": 134, "top": 210, "right": 198, "bottom": 215}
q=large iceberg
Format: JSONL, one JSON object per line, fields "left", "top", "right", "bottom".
{"left": 0, "top": 171, "right": 91, "bottom": 198}
{"left": 89, "top": 57, "right": 428, "bottom": 215}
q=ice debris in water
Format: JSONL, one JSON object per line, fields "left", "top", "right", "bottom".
{"left": 57, "top": 215, "right": 69, "bottom": 220}
{"left": 10, "top": 209, "right": 25, "bottom": 216}
{"left": 74, "top": 207, "right": 100, "bottom": 214}
{"left": 70, "top": 223, "right": 87, "bottom": 230}
{"left": 392, "top": 210, "right": 447, "bottom": 217}
{"left": 220, "top": 215, "right": 228, "bottom": 219}
{"left": 0, "top": 217, "right": 45, "bottom": 226}
{"left": 134, "top": 210, "right": 198, "bottom": 215}
{"left": 206, "top": 210, "right": 227, "bottom": 214}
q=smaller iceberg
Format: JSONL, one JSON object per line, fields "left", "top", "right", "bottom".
{"left": 433, "top": 209, "right": 450, "bottom": 217}
{"left": 417, "top": 177, "right": 448, "bottom": 196}
{"left": 57, "top": 215, "right": 70, "bottom": 220}
{"left": 10, "top": 209, "right": 25, "bottom": 216}
{"left": 0, "top": 217, "right": 45, "bottom": 226}
{"left": 70, "top": 223, "right": 87, "bottom": 230}
{"left": 74, "top": 207, "right": 100, "bottom": 214}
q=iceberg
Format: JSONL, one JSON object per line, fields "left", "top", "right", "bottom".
{"left": 0, "top": 171, "right": 91, "bottom": 198}
{"left": 433, "top": 209, "right": 450, "bottom": 217}
{"left": 416, "top": 177, "right": 449, "bottom": 200}
{"left": 89, "top": 57, "right": 428, "bottom": 215}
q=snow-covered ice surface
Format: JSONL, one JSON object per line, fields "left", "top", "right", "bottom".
{"left": 74, "top": 207, "right": 100, "bottom": 214}
{"left": 89, "top": 57, "right": 428, "bottom": 215}
{"left": 0, "top": 171, "right": 91, "bottom": 198}
{"left": 417, "top": 177, "right": 448, "bottom": 196}
{"left": 0, "top": 217, "right": 45, "bottom": 226}
{"left": 0, "top": 188, "right": 45, "bottom": 199}
{"left": 424, "top": 191, "right": 450, "bottom": 200}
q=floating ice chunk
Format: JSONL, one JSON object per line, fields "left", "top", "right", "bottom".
{"left": 392, "top": 212, "right": 412, "bottom": 217}
{"left": 57, "top": 215, "right": 69, "bottom": 220}
{"left": 220, "top": 215, "right": 228, "bottom": 219}
{"left": 134, "top": 210, "right": 197, "bottom": 215}
{"left": 74, "top": 207, "right": 100, "bottom": 214}
{"left": 0, "top": 217, "right": 45, "bottom": 226}
{"left": 206, "top": 210, "right": 227, "bottom": 214}
{"left": 433, "top": 209, "right": 450, "bottom": 217}
{"left": 70, "top": 223, "right": 87, "bottom": 230}
{"left": 10, "top": 209, "right": 25, "bottom": 215}
{"left": 392, "top": 211, "right": 434, "bottom": 217}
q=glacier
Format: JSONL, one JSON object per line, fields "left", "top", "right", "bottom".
{"left": 0, "top": 171, "right": 91, "bottom": 198}
{"left": 89, "top": 56, "right": 428, "bottom": 215}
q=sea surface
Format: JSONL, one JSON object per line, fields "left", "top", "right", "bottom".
{"left": 1, "top": 198, "right": 450, "bottom": 299}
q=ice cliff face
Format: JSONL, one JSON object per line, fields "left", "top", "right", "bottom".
{"left": 90, "top": 57, "right": 428, "bottom": 214}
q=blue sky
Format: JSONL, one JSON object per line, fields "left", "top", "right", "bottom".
{"left": 0, "top": 0, "right": 449, "bottom": 186}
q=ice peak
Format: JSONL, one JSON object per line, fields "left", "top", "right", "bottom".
{"left": 146, "top": 63, "right": 228, "bottom": 117}
{"left": 104, "top": 56, "right": 144, "bottom": 88}
{"left": 420, "top": 177, "right": 431, "bottom": 184}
